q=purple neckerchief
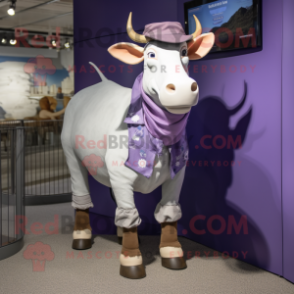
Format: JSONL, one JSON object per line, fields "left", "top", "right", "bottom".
{"left": 124, "top": 72, "right": 189, "bottom": 179}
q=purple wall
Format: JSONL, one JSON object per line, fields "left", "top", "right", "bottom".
{"left": 176, "top": 0, "right": 283, "bottom": 275}
{"left": 282, "top": 0, "right": 294, "bottom": 284}
{"left": 74, "top": 0, "right": 290, "bottom": 279}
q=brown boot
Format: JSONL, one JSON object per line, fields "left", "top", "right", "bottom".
{"left": 160, "top": 222, "right": 187, "bottom": 270}
{"left": 120, "top": 227, "right": 146, "bottom": 279}
{"left": 72, "top": 209, "right": 92, "bottom": 250}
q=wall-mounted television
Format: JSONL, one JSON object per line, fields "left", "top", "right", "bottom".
{"left": 184, "top": 0, "right": 262, "bottom": 54}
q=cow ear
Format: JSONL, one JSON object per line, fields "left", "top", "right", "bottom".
{"left": 108, "top": 42, "right": 144, "bottom": 64}
{"left": 187, "top": 33, "right": 215, "bottom": 60}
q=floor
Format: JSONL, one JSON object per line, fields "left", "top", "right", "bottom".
{"left": 0, "top": 202, "right": 293, "bottom": 294}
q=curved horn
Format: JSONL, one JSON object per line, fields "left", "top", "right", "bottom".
{"left": 192, "top": 15, "right": 202, "bottom": 39}
{"left": 229, "top": 81, "right": 247, "bottom": 115}
{"left": 127, "top": 12, "right": 148, "bottom": 43}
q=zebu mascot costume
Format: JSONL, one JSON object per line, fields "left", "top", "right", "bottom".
{"left": 61, "top": 13, "right": 214, "bottom": 279}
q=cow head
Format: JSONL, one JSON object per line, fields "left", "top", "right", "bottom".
{"left": 108, "top": 12, "right": 215, "bottom": 114}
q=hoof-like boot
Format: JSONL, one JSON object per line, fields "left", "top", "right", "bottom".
{"left": 72, "top": 209, "right": 92, "bottom": 250}
{"left": 159, "top": 222, "right": 187, "bottom": 270}
{"left": 120, "top": 227, "right": 146, "bottom": 279}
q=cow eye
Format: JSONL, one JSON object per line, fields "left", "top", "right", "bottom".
{"left": 147, "top": 52, "right": 156, "bottom": 58}
{"left": 181, "top": 49, "right": 187, "bottom": 56}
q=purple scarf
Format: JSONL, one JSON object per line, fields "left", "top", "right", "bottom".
{"left": 124, "top": 72, "right": 189, "bottom": 179}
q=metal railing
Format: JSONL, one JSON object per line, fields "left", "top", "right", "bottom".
{"left": 0, "top": 120, "right": 71, "bottom": 205}
{"left": 0, "top": 120, "right": 71, "bottom": 260}
{"left": 0, "top": 127, "right": 25, "bottom": 260}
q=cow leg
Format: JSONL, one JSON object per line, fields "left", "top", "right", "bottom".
{"left": 62, "top": 144, "right": 93, "bottom": 250}
{"left": 70, "top": 159, "right": 93, "bottom": 250}
{"left": 109, "top": 188, "right": 124, "bottom": 245}
{"left": 120, "top": 227, "right": 145, "bottom": 279}
{"left": 105, "top": 149, "right": 145, "bottom": 278}
{"left": 110, "top": 184, "right": 145, "bottom": 279}
{"left": 110, "top": 188, "right": 139, "bottom": 246}
{"left": 159, "top": 221, "right": 186, "bottom": 269}
{"left": 73, "top": 208, "right": 92, "bottom": 250}
{"left": 155, "top": 167, "right": 187, "bottom": 270}
{"left": 69, "top": 157, "right": 93, "bottom": 250}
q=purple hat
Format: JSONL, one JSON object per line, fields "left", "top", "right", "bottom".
{"left": 126, "top": 12, "right": 201, "bottom": 44}
{"left": 143, "top": 22, "right": 192, "bottom": 43}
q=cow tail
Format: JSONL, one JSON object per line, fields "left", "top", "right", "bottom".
{"left": 89, "top": 62, "right": 108, "bottom": 82}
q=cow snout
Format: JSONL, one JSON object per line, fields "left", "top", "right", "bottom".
{"left": 165, "top": 82, "right": 198, "bottom": 94}
{"left": 160, "top": 78, "right": 199, "bottom": 114}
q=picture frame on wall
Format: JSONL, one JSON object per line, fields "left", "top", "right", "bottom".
{"left": 184, "top": 0, "right": 262, "bottom": 55}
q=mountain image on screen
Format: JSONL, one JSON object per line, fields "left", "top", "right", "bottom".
{"left": 210, "top": 4, "right": 258, "bottom": 51}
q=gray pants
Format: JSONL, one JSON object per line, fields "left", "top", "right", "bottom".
{"left": 71, "top": 166, "right": 185, "bottom": 228}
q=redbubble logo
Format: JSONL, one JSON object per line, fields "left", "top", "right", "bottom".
{"left": 15, "top": 27, "right": 60, "bottom": 49}
{"left": 75, "top": 134, "right": 243, "bottom": 151}
{"left": 23, "top": 242, "right": 55, "bottom": 272}
{"left": 24, "top": 55, "right": 56, "bottom": 86}
{"left": 82, "top": 154, "right": 104, "bottom": 175}
{"left": 72, "top": 63, "right": 256, "bottom": 75}
{"left": 189, "top": 215, "right": 248, "bottom": 235}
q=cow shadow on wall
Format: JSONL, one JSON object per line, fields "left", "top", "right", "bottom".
{"left": 180, "top": 81, "right": 270, "bottom": 270}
